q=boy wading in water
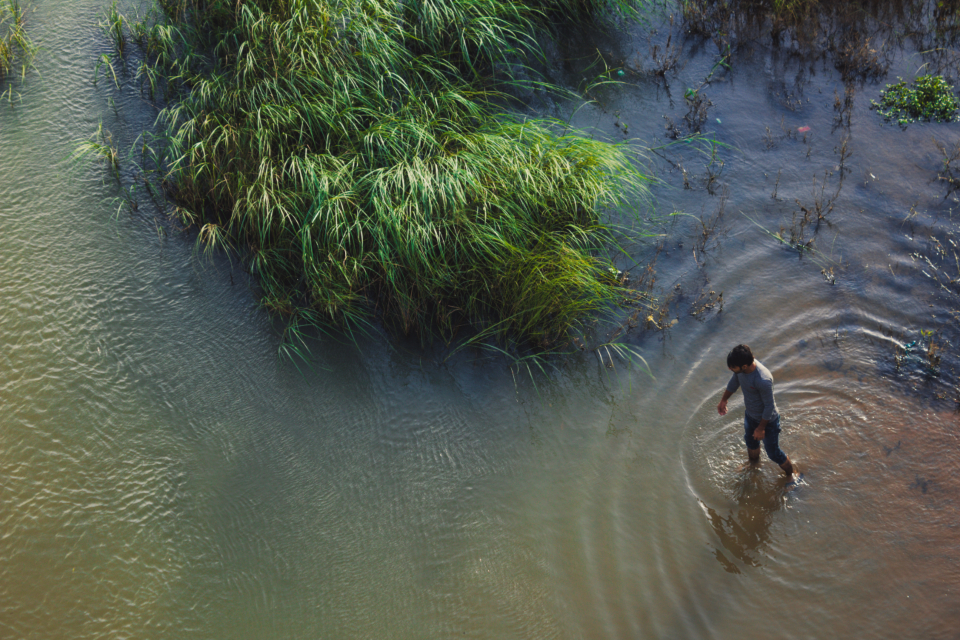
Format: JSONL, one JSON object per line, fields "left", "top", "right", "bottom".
{"left": 716, "top": 344, "right": 796, "bottom": 477}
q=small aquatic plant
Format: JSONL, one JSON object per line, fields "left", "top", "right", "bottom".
{"left": 72, "top": 122, "right": 120, "bottom": 178}
{"left": 100, "top": 1, "right": 127, "bottom": 56}
{"left": 0, "top": 0, "right": 35, "bottom": 82}
{"left": 873, "top": 75, "right": 960, "bottom": 124}
{"left": 896, "top": 330, "right": 944, "bottom": 378}
{"left": 920, "top": 329, "right": 943, "bottom": 374}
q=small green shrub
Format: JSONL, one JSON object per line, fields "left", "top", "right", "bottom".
{"left": 873, "top": 74, "right": 960, "bottom": 124}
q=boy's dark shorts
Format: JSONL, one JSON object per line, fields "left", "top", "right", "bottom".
{"left": 744, "top": 413, "right": 787, "bottom": 465}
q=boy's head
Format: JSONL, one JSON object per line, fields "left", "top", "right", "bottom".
{"left": 727, "top": 344, "right": 754, "bottom": 370}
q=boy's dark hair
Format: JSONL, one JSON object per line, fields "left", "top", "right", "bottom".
{"left": 727, "top": 344, "right": 754, "bottom": 368}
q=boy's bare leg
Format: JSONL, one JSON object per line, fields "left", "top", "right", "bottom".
{"left": 748, "top": 448, "right": 761, "bottom": 463}
{"left": 779, "top": 456, "right": 795, "bottom": 476}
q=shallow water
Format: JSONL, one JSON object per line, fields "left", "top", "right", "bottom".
{"left": 2, "top": 1, "right": 959, "bottom": 638}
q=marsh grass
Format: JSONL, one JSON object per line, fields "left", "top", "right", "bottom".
{"left": 888, "top": 232, "right": 960, "bottom": 402}
{"left": 101, "top": 1, "right": 126, "bottom": 56}
{"left": 935, "top": 137, "right": 960, "bottom": 199}
{"left": 756, "top": 135, "right": 849, "bottom": 265}
{"left": 741, "top": 205, "right": 839, "bottom": 276}
{"left": 73, "top": 122, "right": 121, "bottom": 177}
{"left": 0, "top": 0, "right": 35, "bottom": 88}
{"left": 768, "top": 167, "right": 842, "bottom": 264}
{"left": 90, "top": 0, "right": 656, "bottom": 354}
{"left": 680, "top": 0, "right": 960, "bottom": 84}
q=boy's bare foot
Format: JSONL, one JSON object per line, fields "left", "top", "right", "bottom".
{"left": 785, "top": 472, "right": 805, "bottom": 489}
{"left": 779, "top": 456, "right": 796, "bottom": 477}
{"left": 738, "top": 449, "right": 761, "bottom": 471}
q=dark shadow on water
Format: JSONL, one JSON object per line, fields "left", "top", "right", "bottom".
{"left": 700, "top": 467, "right": 791, "bottom": 574}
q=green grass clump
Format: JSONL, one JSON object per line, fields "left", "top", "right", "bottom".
{"left": 0, "top": 0, "right": 35, "bottom": 81}
{"left": 873, "top": 75, "right": 960, "bottom": 124}
{"left": 96, "top": 0, "right": 655, "bottom": 350}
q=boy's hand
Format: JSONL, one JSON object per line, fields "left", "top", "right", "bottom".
{"left": 717, "top": 400, "right": 728, "bottom": 416}
{"left": 753, "top": 427, "right": 765, "bottom": 441}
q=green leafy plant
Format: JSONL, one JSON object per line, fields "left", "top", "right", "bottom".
{"left": 89, "top": 0, "right": 659, "bottom": 353}
{"left": 872, "top": 75, "right": 960, "bottom": 124}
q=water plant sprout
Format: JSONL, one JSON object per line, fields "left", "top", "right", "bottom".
{"left": 873, "top": 75, "right": 960, "bottom": 124}
{"left": 90, "top": 0, "right": 658, "bottom": 355}
{"left": 0, "top": 0, "right": 35, "bottom": 85}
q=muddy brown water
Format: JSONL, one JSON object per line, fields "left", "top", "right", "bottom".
{"left": 1, "top": 1, "right": 959, "bottom": 638}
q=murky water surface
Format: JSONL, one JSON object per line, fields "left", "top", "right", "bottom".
{"left": 2, "top": 1, "right": 959, "bottom": 638}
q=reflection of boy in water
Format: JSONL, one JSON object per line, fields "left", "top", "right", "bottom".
{"left": 716, "top": 344, "right": 796, "bottom": 477}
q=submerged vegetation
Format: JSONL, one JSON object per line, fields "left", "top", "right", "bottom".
{"left": 92, "top": 0, "right": 656, "bottom": 353}
{"left": 0, "top": 0, "right": 35, "bottom": 86}
{"left": 873, "top": 75, "right": 960, "bottom": 124}
{"left": 680, "top": 0, "right": 960, "bottom": 84}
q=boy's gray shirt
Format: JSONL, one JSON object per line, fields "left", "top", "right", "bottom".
{"left": 726, "top": 360, "right": 778, "bottom": 421}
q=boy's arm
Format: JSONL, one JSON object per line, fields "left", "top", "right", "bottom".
{"left": 753, "top": 418, "right": 769, "bottom": 440}
{"left": 717, "top": 387, "right": 735, "bottom": 416}
{"left": 717, "top": 374, "right": 739, "bottom": 415}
